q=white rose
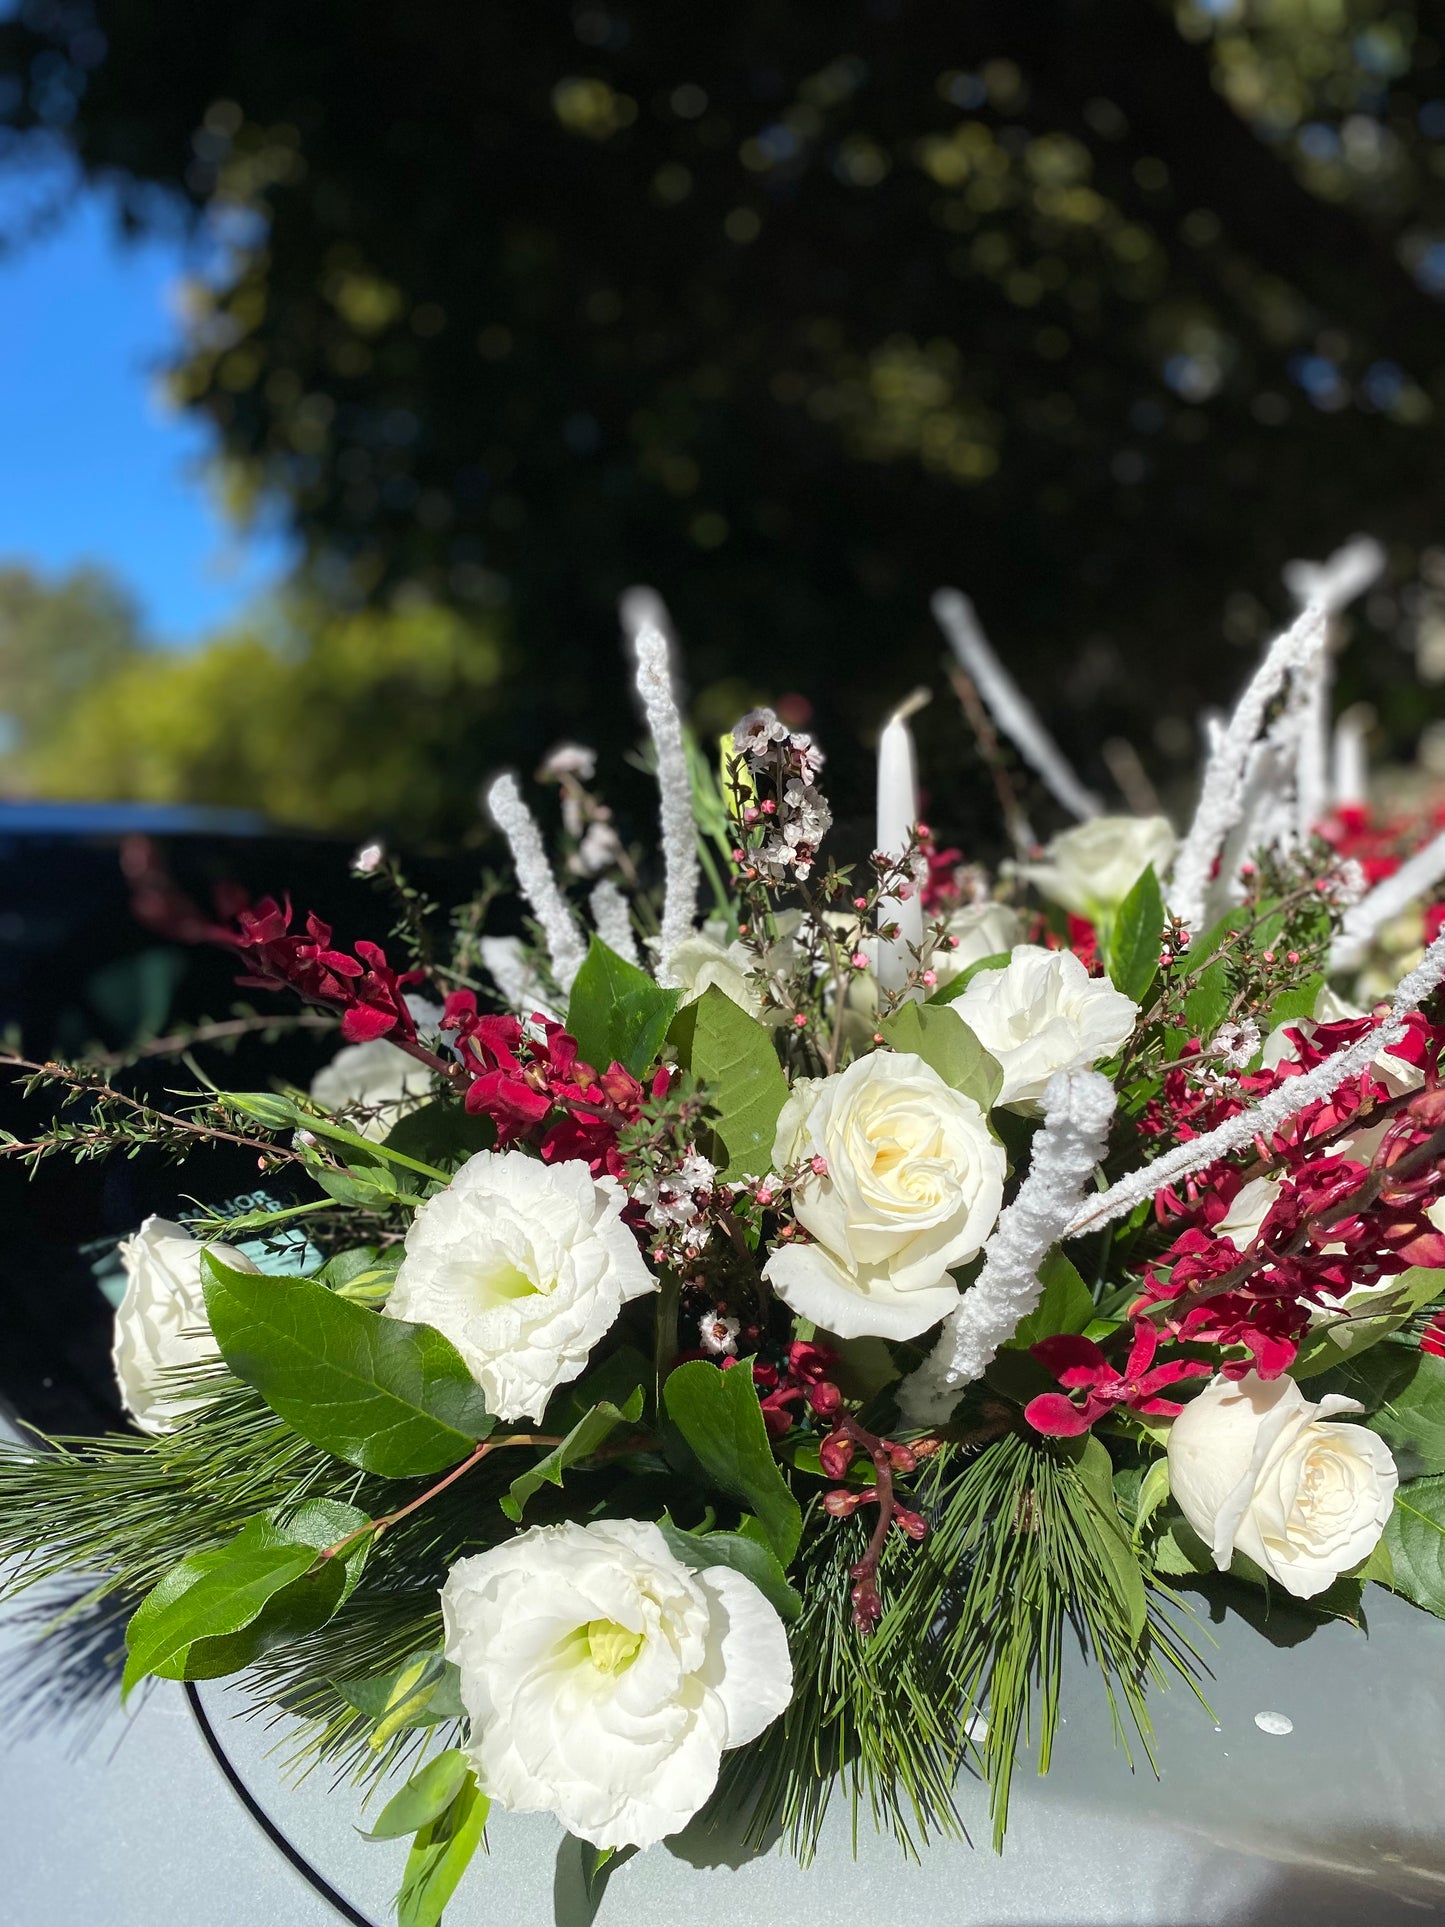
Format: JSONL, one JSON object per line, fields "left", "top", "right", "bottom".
{"left": 762, "top": 1052, "right": 1006, "bottom": 1340}
{"left": 1167, "top": 1370, "right": 1397, "bottom": 1600}
{"left": 112, "top": 1217, "right": 258, "bottom": 1435}
{"left": 1213, "top": 1174, "right": 1282, "bottom": 1252}
{"left": 948, "top": 944, "right": 1139, "bottom": 1113}
{"left": 931, "top": 902, "right": 1023, "bottom": 989}
{"left": 1014, "top": 815, "right": 1176, "bottom": 925}
{"left": 441, "top": 1517, "right": 793, "bottom": 1850}
{"left": 385, "top": 1149, "right": 656, "bottom": 1422}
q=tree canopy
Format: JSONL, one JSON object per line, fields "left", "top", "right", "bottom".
{"left": 2, "top": 1, "right": 1444, "bottom": 824}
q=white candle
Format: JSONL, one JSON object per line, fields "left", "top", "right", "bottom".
{"left": 876, "top": 689, "right": 930, "bottom": 999}
{"left": 1332, "top": 704, "right": 1372, "bottom": 809}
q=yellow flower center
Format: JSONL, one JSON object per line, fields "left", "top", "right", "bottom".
{"left": 585, "top": 1618, "right": 644, "bottom": 1674}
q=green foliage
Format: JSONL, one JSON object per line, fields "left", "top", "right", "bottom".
{"left": 1380, "top": 1477, "right": 1445, "bottom": 1618}
{"left": 662, "top": 1359, "right": 802, "bottom": 1563}
{"left": 499, "top": 1388, "right": 645, "bottom": 1523}
{"left": 1290, "top": 1268, "right": 1445, "bottom": 1379}
{"left": 668, "top": 987, "right": 787, "bottom": 1181}
{"left": 396, "top": 1772, "right": 488, "bottom": 1927}
{"left": 336, "top": 1649, "right": 465, "bottom": 1750}
{"left": 658, "top": 1520, "right": 803, "bottom": 1622}
{"left": 122, "top": 1499, "right": 369, "bottom": 1696}
{"left": 203, "top": 1255, "right": 495, "bottom": 1477}
{"left": 1309, "top": 1344, "right": 1445, "bottom": 1479}
{"left": 926, "top": 953, "right": 1011, "bottom": 1005}
{"left": 362, "top": 1750, "right": 472, "bottom": 1841}
{"left": 1008, "top": 1249, "right": 1094, "bottom": 1350}
{"left": 1105, "top": 866, "right": 1164, "bottom": 1004}
{"left": 879, "top": 1002, "right": 1003, "bottom": 1110}
{"left": 565, "top": 937, "right": 680, "bottom": 1077}
{"left": 382, "top": 1102, "right": 494, "bottom": 1174}
{"left": 17, "top": 600, "right": 507, "bottom": 840}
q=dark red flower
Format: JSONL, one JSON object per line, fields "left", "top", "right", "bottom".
{"left": 1025, "top": 1319, "right": 1211, "bottom": 1436}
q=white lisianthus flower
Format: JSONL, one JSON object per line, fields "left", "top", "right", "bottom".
{"left": 762, "top": 1052, "right": 1006, "bottom": 1340}
{"left": 931, "top": 902, "right": 1022, "bottom": 990}
{"left": 112, "top": 1217, "right": 258, "bottom": 1434}
{"left": 1014, "top": 815, "right": 1176, "bottom": 925}
{"left": 385, "top": 1150, "right": 656, "bottom": 1422}
{"left": 948, "top": 945, "right": 1139, "bottom": 1113}
{"left": 669, "top": 920, "right": 758, "bottom": 1016}
{"left": 441, "top": 1518, "right": 793, "bottom": 1850}
{"left": 1167, "top": 1370, "right": 1397, "bottom": 1600}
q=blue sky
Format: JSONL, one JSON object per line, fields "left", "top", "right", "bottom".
{"left": 0, "top": 185, "right": 292, "bottom": 645}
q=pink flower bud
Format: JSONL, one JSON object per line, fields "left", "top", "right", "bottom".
{"left": 823, "top": 1487, "right": 861, "bottom": 1517}
{"left": 810, "top": 1155, "right": 829, "bottom": 1177}
{"left": 884, "top": 1441, "right": 917, "bottom": 1473}
{"left": 853, "top": 896, "right": 868, "bottom": 909}
{"left": 755, "top": 1185, "right": 775, "bottom": 1206}
{"left": 808, "top": 1379, "right": 843, "bottom": 1417}
{"left": 819, "top": 1430, "right": 855, "bottom": 1479}
{"left": 793, "top": 1012, "right": 808, "bottom": 1028}
{"left": 893, "top": 1506, "right": 929, "bottom": 1541}
{"left": 921, "top": 970, "right": 937, "bottom": 987}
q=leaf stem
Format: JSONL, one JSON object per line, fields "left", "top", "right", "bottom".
{"left": 319, "top": 1433, "right": 564, "bottom": 1559}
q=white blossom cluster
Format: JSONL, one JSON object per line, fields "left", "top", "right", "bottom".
{"left": 731, "top": 706, "right": 832, "bottom": 882}
{"left": 633, "top": 1151, "right": 717, "bottom": 1238}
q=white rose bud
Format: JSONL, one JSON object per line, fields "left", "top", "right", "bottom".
{"left": 931, "top": 901, "right": 1022, "bottom": 989}
{"left": 441, "top": 1518, "right": 793, "bottom": 1850}
{"left": 112, "top": 1217, "right": 258, "bottom": 1434}
{"left": 1015, "top": 815, "right": 1176, "bottom": 926}
{"left": 949, "top": 944, "right": 1138, "bottom": 1113}
{"left": 762, "top": 1051, "right": 1006, "bottom": 1340}
{"left": 1168, "top": 1370, "right": 1398, "bottom": 1600}
{"left": 384, "top": 1150, "right": 656, "bottom": 1422}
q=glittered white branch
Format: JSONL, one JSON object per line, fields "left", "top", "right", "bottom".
{"left": 932, "top": 588, "right": 1101, "bottom": 823}
{"left": 1168, "top": 601, "right": 1328, "bottom": 930}
{"left": 623, "top": 587, "right": 699, "bottom": 989}
{"left": 589, "top": 878, "right": 642, "bottom": 967}
{"left": 485, "top": 773, "right": 589, "bottom": 995}
{"left": 898, "top": 1068, "right": 1117, "bottom": 1424}
{"left": 1066, "top": 924, "right": 1445, "bottom": 1240}
{"left": 1332, "top": 828, "right": 1445, "bottom": 973}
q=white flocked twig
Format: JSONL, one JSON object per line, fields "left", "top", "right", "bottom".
{"left": 932, "top": 588, "right": 1101, "bottom": 823}
{"left": 1332, "top": 828, "right": 1445, "bottom": 973}
{"left": 1066, "top": 924, "right": 1445, "bottom": 1240}
{"left": 589, "top": 878, "right": 642, "bottom": 967}
{"left": 623, "top": 587, "right": 699, "bottom": 989}
{"left": 485, "top": 774, "right": 589, "bottom": 995}
{"left": 898, "top": 1068, "right": 1117, "bottom": 1423}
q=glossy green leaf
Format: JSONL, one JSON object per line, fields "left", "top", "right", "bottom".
{"left": 1151, "top": 1515, "right": 1214, "bottom": 1578}
{"left": 566, "top": 936, "right": 680, "bottom": 1078}
{"left": 383, "top": 1100, "right": 494, "bottom": 1172}
{"left": 668, "top": 986, "right": 787, "bottom": 1179}
{"left": 1105, "top": 865, "right": 1164, "bottom": 1005}
{"left": 1291, "top": 1269, "right": 1445, "bottom": 1380}
{"left": 658, "top": 1519, "right": 802, "bottom": 1621}
{"left": 926, "top": 951, "right": 1011, "bottom": 1005}
{"left": 1382, "top": 1477, "right": 1445, "bottom": 1616}
{"left": 879, "top": 1002, "right": 1003, "bottom": 1110}
{"left": 1311, "top": 1345, "right": 1445, "bottom": 1479}
{"left": 1008, "top": 1249, "right": 1094, "bottom": 1350}
{"left": 1133, "top": 1458, "right": 1171, "bottom": 1544}
{"left": 1064, "top": 1435, "right": 1147, "bottom": 1638}
{"left": 397, "top": 1774, "right": 488, "bottom": 1927}
{"left": 662, "top": 1358, "right": 801, "bottom": 1563}
{"left": 1267, "top": 975, "right": 1325, "bottom": 1028}
{"left": 1182, "top": 957, "right": 1231, "bottom": 1040}
{"left": 362, "top": 1750, "right": 472, "bottom": 1841}
{"left": 203, "top": 1255, "right": 494, "bottom": 1476}
{"left": 500, "top": 1388, "right": 646, "bottom": 1522}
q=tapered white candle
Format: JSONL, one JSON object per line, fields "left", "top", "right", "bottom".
{"left": 1332, "top": 704, "right": 1371, "bottom": 809}
{"left": 876, "top": 688, "right": 930, "bottom": 999}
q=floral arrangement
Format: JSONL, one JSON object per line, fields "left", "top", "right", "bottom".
{"left": 9, "top": 544, "right": 1445, "bottom": 1923}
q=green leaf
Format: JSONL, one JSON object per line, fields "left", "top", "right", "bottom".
{"left": 926, "top": 951, "right": 1011, "bottom": 1005}
{"left": 1062, "top": 1435, "right": 1148, "bottom": 1639}
{"left": 1105, "top": 865, "right": 1164, "bottom": 1005}
{"left": 658, "top": 1519, "right": 803, "bottom": 1621}
{"left": 322, "top": 1243, "right": 405, "bottom": 1305}
{"left": 335, "top": 1649, "right": 465, "bottom": 1749}
{"left": 203, "top": 1255, "right": 495, "bottom": 1477}
{"left": 362, "top": 1750, "right": 472, "bottom": 1841}
{"left": 1383, "top": 1476, "right": 1445, "bottom": 1615}
{"left": 1151, "top": 1514, "right": 1215, "bottom": 1577}
{"left": 1267, "top": 975, "right": 1325, "bottom": 1028}
{"left": 662, "top": 1359, "right": 802, "bottom": 1563}
{"left": 1133, "top": 1458, "right": 1171, "bottom": 1544}
{"left": 1290, "top": 1269, "right": 1445, "bottom": 1379}
{"left": 668, "top": 986, "right": 787, "bottom": 1180}
{"left": 1182, "top": 957, "right": 1231, "bottom": 1040}
{"left": 1312, "top": 1345, "right": 1445, "bottom": 1479}
{"left": 222, "top": 1093, "right": 451, "bottom": 1184}
{"left": 879, "top": 1002, "right": 1003, "bottom": 1111}
{"left": 383, "top": 1101, "right": 494, "bottom": 1172}
{"left": 1008, "top": 1249, "right": 1093, "bottom": 1350}
{"left": 500, "top": 1388, "right": 646, "bottom": 1522}
{"left": 396, "top": 1774, "right": 488, "bottom": 1927}
{"left": 566, "top": 936, "right": 680, "bottom": 1078}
